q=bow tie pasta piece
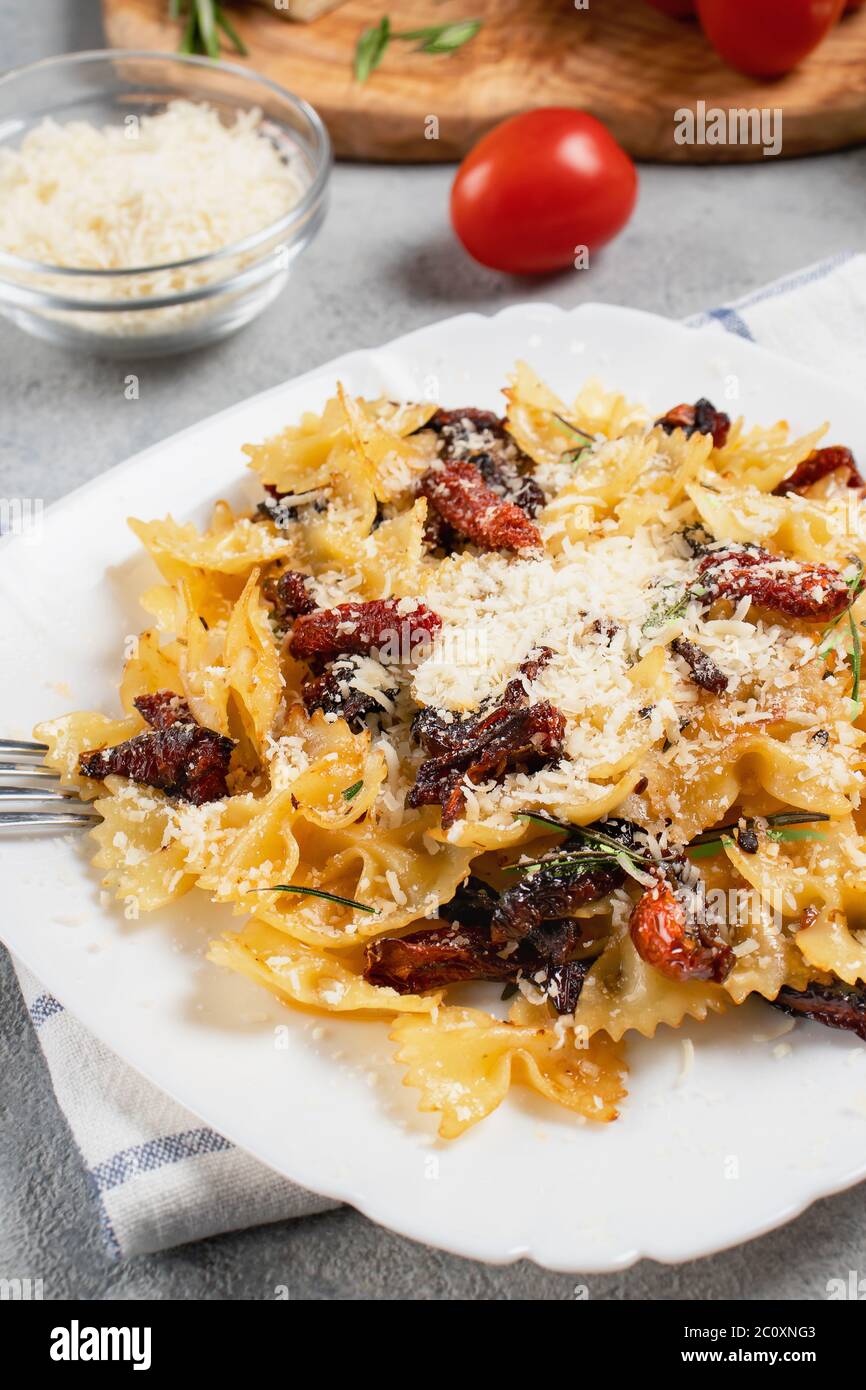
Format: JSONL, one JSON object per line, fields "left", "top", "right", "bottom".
{"left": 796, "top": 908, "right": 866, "bottom": 987}
{"left": 390, "top": 1005, "right": 628, "bottom": 1139}
{"left": 709, "top": 418, "right": 827, "bottom": 494}
{"left": 686, "top": 481, "right": 866, "bottom": 568}
{"left": 129, "top": 504, "right": 294, "bottom": 584}
{"left": 243, "top": 393, "right": 435, "bottom": 499}
{"left": 119, "top": 629, "right": 185, "bottom": 714}
{"left": 90, "top": 778, "right": 196, "bottom": 911}
{"left": 209, "top": 918, "right": 440, "bottom": 1016}
{"left": 572, "top": 922, "right": 728, "bottom": 1042}
{"left": 36, "top": 711, "right": 144, "bottom": 795}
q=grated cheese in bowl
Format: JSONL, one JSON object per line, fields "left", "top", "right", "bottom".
{"left": 0, "top": 53, "right": 331, "bottom": 353}
{"left": 0, "top": 101, "right": 307, "bottom": 273}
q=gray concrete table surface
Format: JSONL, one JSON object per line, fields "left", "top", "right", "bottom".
{"left": 2, "top": 0, "right": 865, "bottom": 1300}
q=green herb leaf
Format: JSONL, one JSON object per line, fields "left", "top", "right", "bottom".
{"left": 549, "top": 411, "right": 595, "bottom": 448}
{"left": 394, "top": 19, "right": 482, "bottom": 52}
{"left": 215, "top": 5, "right": 248, "bottom": 55}
{"left": 178, "top": 8, "right": 198, "bottom": 53}
{"left": 419, "top": 20, "right": 483, "bottom": 53}
{"left": 686, "top": 811, "right": 830, "bottom": 857}
{"left": 355, "top": 15, "right": 391, "bottom": 82}
{"left": 517, "top": 810, "right": 571, "bottom": 834}
{"left": 255, "top": 884, "right": 378, "bottom": 914}
{"left": 195, "top": 0, "right": 220, "bottom": 59}
{"left": 641, "top": 589, "right": 690, "bottom": 635}
{"left": 819, "top": 557, "right": 864, "bottom": 718}
{"left": 517, "top": 811, "right": 651, "bottom": 863}
{"left": 684, "top": 840, "right": 725, "bottom": 860}
{"left": 342, "top": 780, "right": 364, "bottom": 801}
{"left": 849, "top": 606, "right": 862, "bottom": 710}
{"left": 765, "top": 827, "right": 827, "bottom": 844}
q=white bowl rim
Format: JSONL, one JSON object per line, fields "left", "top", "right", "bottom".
{"left": 0, "top": 48, "right": 332, "bottom": 280}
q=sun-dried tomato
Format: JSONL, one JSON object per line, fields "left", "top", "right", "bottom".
{"left": 256, "top": 483, "right": 326, "bottom": 530}
{"left": 263, "top": 569, "right": 315, "bottom": 624}
{"left": 697, "top": 546, "right": 850, "bottom": 621}
{"left": 408, "top": 699, "right": 565, "bottom": 829}
{"left": 501, "top": 646, "right": 554, "bottom": 706}
{"left": 655, "top": 398, "right": 731, "bottom": 449}
{"left": 422, "top": 407, "right": 509, "bottom": 451}
{"left": 302, "top": 661, "right": 395, "bottom": 732}
{"left": 289, "top": 599, "right": 441, "bottom": 662}
{"left": 364, "top": 921, "right": 518, "bottom": 993}
{"left": 773, "top": 446, "right": 865, "bottom": 497}
{"left": 78, "top": 690, "right": 234, "bottom": 804}
{"left": 133, "top": 690, "right": 194, "bottom": 730}
{"left": 629, "top": 876, "right": 733, "bottom": 984}
{"left": 438, "top": 873, "right": 500, "bottom": 926}
{"left": 670, "top": 636, "right": 728, "bottom": 694}
{"left": 770, "top": 979, "right": 866, "bottom": 1040}
{"left": 420, "top": 459, "right": 542, "bottom": 552}
{"left": 364, "top": 874, "right": 596, "bottom": 1013}
{"left": 492, "top": 859, "right": 624, "bottom": 944}
{"left": 490, "top": 820, "right": 640, "bottom": 944}
{"left": 546, "top": 958, "right": 593, "bottom": 1015}
{"left": 474, "top": 451, "right": 546, "bottom": 518}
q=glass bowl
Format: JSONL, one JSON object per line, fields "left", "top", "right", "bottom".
{"left": 0, "top": 50, "right": 331, "bottom": 357}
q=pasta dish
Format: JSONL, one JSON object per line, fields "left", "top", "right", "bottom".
{"left": 37, "top": 365, "right": 866, "bottom": 1137}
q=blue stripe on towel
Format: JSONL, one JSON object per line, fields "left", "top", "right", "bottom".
{"left": 706, "top": 306, "right": 754, "bottom": 340}
{"left": 732, "top": 251, "right": 855, "bottom": 312}
{"left": 89, "top": 1127, "right": 234, "bottom": 1195}
{"left": 29, "top": 992, "right": 64, "bottom": 1028}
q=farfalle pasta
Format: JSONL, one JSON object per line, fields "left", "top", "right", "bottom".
{"left": 36, "top": 366, "right": 866, "bottom": 1136}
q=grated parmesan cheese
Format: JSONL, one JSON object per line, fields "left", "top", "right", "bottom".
{"left": 0, "top": 101, "right": 305, "bottom": 273}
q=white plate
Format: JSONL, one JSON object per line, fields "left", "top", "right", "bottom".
{"left": 3, "top": 303, "right": 866, "bottom": 1273}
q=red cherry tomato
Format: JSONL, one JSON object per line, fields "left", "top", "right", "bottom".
{"left": 643, "top": 0, "right": 696, "bottom": 17}
{"left": 696, "top": 0, "right": 845, "bottom": 77}
{"left": 450, "top": 109, "right": 638, "bottom": 276}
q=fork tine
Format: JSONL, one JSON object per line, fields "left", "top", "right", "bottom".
{"left": 0, "top": 787, "right": 83, "bottom": 803}
{"left": 0, "top": 811, "right": 100, "bottom": 830}
{"left": 0, "top": 761, "right": 61, "bottom": 780}
{"left": 0, "top": 739, "right": 49, "bottom": 756}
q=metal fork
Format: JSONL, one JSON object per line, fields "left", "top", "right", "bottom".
{"left": 0, "top": 739, "right": 102, "bottom": 830}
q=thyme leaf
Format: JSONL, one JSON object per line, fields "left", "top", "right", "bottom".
{"left": 342, "top": 780, "right": 364, "bottom": 801}
{"left": 641, "top": 583, "right": 707, "bottom": 635}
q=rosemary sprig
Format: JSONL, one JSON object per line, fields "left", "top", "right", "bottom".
{"left": 254, "top": 884, "right": 378, "bottom": 914}
{"left": 818, "top": 558, "right": 865, "bottom": 717}
{"left": 686, "top": 811, "right": 830, "bottom": 859}
{"left": 550, "top": 412, "right": 595, "bottom": 467}
{"left": 354, "top": 16, "right": 482, "bottom": 82}
{"left": 170, "top": 0, "right": 247, "bottom": 57}
{"left": 551, "top": 413, "right": 594, "bottom": 446}
{"left": 509, "top": 813, "right": 654, "bottom": 879}
{"left": 517, "top": 810, "right": 650, "bottom": 862}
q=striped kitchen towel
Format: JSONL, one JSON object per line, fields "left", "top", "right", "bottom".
{"left": 12, "top": 250, "right": 866, "bottom": 1258}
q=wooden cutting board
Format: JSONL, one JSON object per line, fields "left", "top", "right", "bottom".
{"left": 102, "top": 0, "right": 866, "bottom": 162}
